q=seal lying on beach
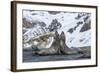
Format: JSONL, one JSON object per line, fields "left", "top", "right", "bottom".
{"left": 32, "top": 31, "right": 80, "bottom": 55}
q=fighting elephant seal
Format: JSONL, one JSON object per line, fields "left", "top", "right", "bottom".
{"left": 59, "top": 31, "right": 80, "bottom": 54}
{"left": 32, "top": 31, "right": 61, "bottom": 55}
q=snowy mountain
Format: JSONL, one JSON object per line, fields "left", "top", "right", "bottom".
{"left": 22, "top": 10, "right": 91, "bottom": 49}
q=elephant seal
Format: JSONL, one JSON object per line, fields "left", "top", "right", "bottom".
{"left": 32, "top": 31, "right": 61, "bottom": 55}
{"left": 59, "top": 31, "right": 81, "bottom": 54}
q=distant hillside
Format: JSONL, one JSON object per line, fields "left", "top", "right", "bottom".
{"left": 22, "top": 10, "right": 91, "bottom": 49}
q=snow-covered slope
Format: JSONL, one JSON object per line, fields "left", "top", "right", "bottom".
{"left": 23, "top": 10, "right": 91, "bottom": 48}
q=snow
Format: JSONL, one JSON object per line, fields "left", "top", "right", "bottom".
{"left": 23, "top": 43, "right": 32, "bottom": 49}
{"left": 23, "top": 10, "right": 91, "bottom": 49}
